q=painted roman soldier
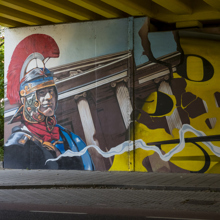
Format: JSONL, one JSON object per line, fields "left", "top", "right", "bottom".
{"left": 4, "top": 34, "right": 94, "bottom": 170}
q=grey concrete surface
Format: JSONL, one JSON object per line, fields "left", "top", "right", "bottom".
{"left": 0, "top": 169, "right": 219, "bottom": 219}
{"left": 0, "top": 188, "right": 220, "bottom": 219}
{"left": 0, "top": 169, "right": 219, "bottom": 192}
{"left": 1, "top": 188, "right": 219, "bottom": 210}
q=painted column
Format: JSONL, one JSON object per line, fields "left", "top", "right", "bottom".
{"left": 112, "top": 80, "right": 133, "bottom": 171}
{"left": 112, "top": 81, "right": 133, "bottom": 129}
{"left": 158, "top": 81, "right": 182, "bottom": 135}
{"left": 75, "top": 93, "right": 106, "bottom": 170}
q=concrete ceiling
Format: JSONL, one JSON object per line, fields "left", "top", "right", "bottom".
{"left": 0, "top": 0, "right": 220, "bottom": 29}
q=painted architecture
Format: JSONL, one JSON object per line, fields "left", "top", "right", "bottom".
{"left": 2, "top": 1, "right": 220, "bottom": 173}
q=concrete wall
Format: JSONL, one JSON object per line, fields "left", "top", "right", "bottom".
{"left": 4, "top": 17, "right": 220, "bottom": 173}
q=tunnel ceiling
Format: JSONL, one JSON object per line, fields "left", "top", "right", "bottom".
{"left": 0, "top": 0, "right": 220, "bottom": 28}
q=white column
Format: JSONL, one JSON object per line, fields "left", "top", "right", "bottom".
{"left": 158, "top": 81, "right": 182, "bottom": 135}
{"left": 115, "top": 82, "right": 133, "bottom": 129}
{"left": 76, "top": 96, "right": 106, "bottom": 170}
{"left": 77, "top": 98, "right": 99, "bottom": 146}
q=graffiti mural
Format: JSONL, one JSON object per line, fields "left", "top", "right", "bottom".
{"left": 4, "top": 18, "right": 133, "bottom": 170}
{"left": 4, "top": 34, "right": 94, "bottom": 170}
{"left": 4, "top": 17, "right": 220, "bottom": 173}
{"left": 110, "top": 18, "right": 220, "bottom": 173}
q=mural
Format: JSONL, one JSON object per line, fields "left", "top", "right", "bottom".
{"left": 4, "top": 34, "right": 94, "bottom": 170}
{"left": 125, "top": 19, "right": 220, "bottom": 173}
{"left": 4, "top": 17, "right": 220, "bottom": 173}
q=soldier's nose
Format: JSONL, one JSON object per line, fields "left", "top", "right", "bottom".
{"left": 45, "top": 92, "right": 52, "bottom": 100}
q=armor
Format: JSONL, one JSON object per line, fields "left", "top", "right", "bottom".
{"left": 5, "top": 34, "right": 94, "bottom": 170}
{"left": 4, "top": 125, "right": 94, "bottom": 170}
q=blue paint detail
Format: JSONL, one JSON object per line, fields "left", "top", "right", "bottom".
{"left": 54, "top": 124, "right": 94, "bottom": 170}
{"left": 70, "top": 132, "right": 95, "bottom": 171}
{"left": 20, "top": 68, "right": 54, "bottom": 91}
{"left": 134, "top": 17, "right": 178, "bottom": 66}
{"left": 134, "top": 17, "right": 149, "bottom": 66}
{"left": 20, "top": 76, "right": 54, "bottom": 90}
{"left": 148, "top": 32, "right": 177, "bottom": 59}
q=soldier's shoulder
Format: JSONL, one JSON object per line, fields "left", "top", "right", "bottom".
{"left": 56, "top": 124, "right": 84, "bottom": 143}
{"left": 56, "top": 124, "right": 73, "bottom": 135}
{"left": 4, "top": 126, "right": 32, "bottom": 147}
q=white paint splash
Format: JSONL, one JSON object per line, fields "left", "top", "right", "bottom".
{"left": 46, "top": 124, "right": 220, "bottom": 164}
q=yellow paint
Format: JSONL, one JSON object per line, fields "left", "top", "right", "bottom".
{"left": 1, "top": 0, "right": 220, "bottom": 27}
{"left": 155, "top": 4, "right": 220, "bottom": 23}
{"left": 0, "top": 5, "right": 43, "bottom": 25}
{"left": 110, "top": 35, "right": 220, "bottom": 174}
{"left": 142, "top": 91, "right": 176, "bottom": 117}
{"left": 109, "top": 151, "right": 134, "bottom": 171}
{"left": 142, "top": 91, "right": 157, "bottom": 115}
{"left": 69, "top": 0, "right": 123, "bottom": 18}
{"left": 0, "top": 0, "right": 68, "bottom": 23}
{"left": 207, "top": 162, "right": 220, "bottom": 173}
{"left": 152, "top": 0, "right": 192, "bottom": 15}
{"left": 186, "top": 56, "right": 204, "bottom": 81}
{"left": 204, "top": 0, "right": 220, "bottom": 11}
{"left": 0, "top": 14, "right": 34, "bottom": 25}
{"left": 30, "top": 0, "right": 97, "bottom": 21}
{"left": 176, "top": 20, "right": 203, "bottom": 29}
{"left": 118, "top": 0, "right": 153, "bottom": 17}
{"left": 0, "top": 16, "right": 23, "bottom": 27}
{"left": 101, "top": 0, "right": 145, "bottom": 16}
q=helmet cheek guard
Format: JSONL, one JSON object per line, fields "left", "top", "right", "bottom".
{"left": 22, "top": 92, "right": 45, "bottom": 123}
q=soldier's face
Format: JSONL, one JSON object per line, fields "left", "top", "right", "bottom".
{"left": 36, "top": 86, "right": 56, "bottom": 117}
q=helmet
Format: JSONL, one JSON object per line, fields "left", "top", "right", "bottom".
{"left": 7, "top": 34, "right": 60, "bottom": 124}
{"left": 20, "top": 53, "right": 58, "bottom": 123}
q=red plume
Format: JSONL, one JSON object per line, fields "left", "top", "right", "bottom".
{"left": 7, "top": 34, "right": 60, "bottom": 104}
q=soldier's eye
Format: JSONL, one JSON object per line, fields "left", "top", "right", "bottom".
{"left": 38, "top": 91, "right": 45, "bottom": 96}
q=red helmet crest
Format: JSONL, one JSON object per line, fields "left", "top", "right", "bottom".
{"left": 7, "top": 34, "right": 60, "bottom": 104}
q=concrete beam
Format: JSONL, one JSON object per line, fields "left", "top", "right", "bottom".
{"left": 118, "top": 0, "right": 154, "bottom": 17}
{"left": 176, "top": 20, "right": 203, "bottom": 28}
{"left": 0, "top": 5, "right": 49, "bottom": 25}
{"left": 153, "top": 0, "right": 192, "bottom": 15}
{"left": 69, "top": 0, "right": 126, "bottom": 18}
{"left": 101, "top": 0, "right": 147, "bottom": 16}
{"left": 0, "top": 0, "right": 75, "bottom": 23}
{"left": 204, "top": 0, "right": 220, "bottom": 11}
{"left": 0, "top": 16, "right": 24, "bottom": 27}
{"left": 30, "top": 0, "right": 102, "bottom": 20}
